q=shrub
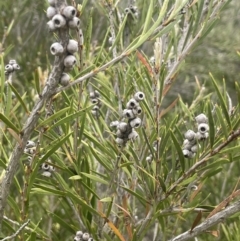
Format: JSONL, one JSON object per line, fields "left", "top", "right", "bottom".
{"left": 1, "top": 0, "right": 240, "bottom": 240}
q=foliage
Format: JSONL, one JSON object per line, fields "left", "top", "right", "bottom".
{"left": 0, "top": 0, "right": 240, "bottom": 241}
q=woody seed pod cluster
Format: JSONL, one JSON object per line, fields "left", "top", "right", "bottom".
{"left": 46, "top": 1, "right": 80, "bottom": 73}
{"left": 90, "top": 90, "right": 101, "bottom": 117}
{"left": 40, "top": 161, "right": 56, "bottom": 177}
{"left": 110, "top": 92, "right": 144, "bottom": 147}
{"left": 74, "top": 231, "right": 93, "bottom": 241}
{"left": 5, "top": 59, "right": 20, "bottom": 75}
{"left": 24, "top": 140, "right": 55, "bottom": 176}
{"left": 124, "top": 5, "right": 139, "bottom": 18}
{"left": 182, "top": 113, "right": 209, "bottom": 158}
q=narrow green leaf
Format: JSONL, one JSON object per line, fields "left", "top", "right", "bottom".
{"left": 37, "top": 107, "right": 70, "bottom": 128}
{"left": 207, "top": 103, "right": 215, "bottom": 149}
{"left": 202, "top": 167, "right": 222, "bottom": 179}
{"left": 120, "top": 186, "right": 149, "bottom": 204}
{"left": 178, "top": 173, "right": 197, "bottom": 186}
{"left": 0, "top": 113, "right": 19, "bottom": 133}
{"left": 39, "top": 133, "right": 72, "bottom": 163}
{"left": 141, "top": 0, "right": 153, "bottom": 34}
{"left": 215, "top": 105, "right": 228, "bottom": 139}
{"left": 49, "top": 106, "right": 92, "bottom": 131}
{"left": 49, "top": 212, "right": 75, "bottom": 233}
{"left": 192, "top": 0, "right": 205, "bottom": 36}
{"left": 80, "top": 172, "right": 108, "bottom": 185}
{"left": 8, "top": 83, "right": 29, "bottom": 114}
{"left": 66, "top": 191, "right": 99, "bottom": 216}
{"left": 100, "top": 197, "right": 113, "bottom": 202}
{"left": 34, "top": 68, "right": 40, "bottom": 95}
{"left": 69, "top": 175, "right": 82, "bottom": 180}
{"left": 85, "top": 8, "right": 93, "bottom": 59}
{"left": 210, "top": 73, "right": 231, "bottom": 127}
{"left": 31, "top": 188, "right": 62, "bottom": 196}
{"left": 170, "top": 130, "right": 185, "bottom": 172}
{"left": 219, "top": 145, "right": 240, "bottom": 155}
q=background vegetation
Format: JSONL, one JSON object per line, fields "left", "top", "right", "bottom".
{"left": 0, "top": 0, "right": 240, "bottom": 240}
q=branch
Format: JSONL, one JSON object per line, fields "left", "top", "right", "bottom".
{"left": 169, "top": 200, "right": 240, "bottom": 241}
{"left": 167, "top": 129, "right": 240, "bottom": 196}
{"left": 0, "top": 219, "right": 30, "bottom": 241}
{"left": 0, "top": 0, "right": 69, "bottom": 230}
{"left": 55, "top": 51, "right": 128, "bottom": 94}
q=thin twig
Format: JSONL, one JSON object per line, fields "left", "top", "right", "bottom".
{"left": 0, "top": 219, "right": 30, "bottom": 241}
{"left": 168, "top": 200, "right": 240, "bottom": 241}
{"left": 166, "top": 129, "right": 240, "bottom": 196}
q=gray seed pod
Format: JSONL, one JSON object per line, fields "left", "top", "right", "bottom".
{"left": 110, "top": 121, "right": 119, "bottom": 128}
{"left": 196, "top": 132, "right": 209, "bottom": 140}
{"left": 60, "top": 73, "right": 70, "bottom": 86}
{"left": 126, "top": 98, "right": 139, "bottom": 109}
{"left": 94, "top": 90, "right": 100, "bottom": 98}
{"left": 49, "top": 165, "right": 55, "bottom": 172}
{"left": 74, "top": 237, "right": 81, "bottom": 241}
{"left": 52, "top": 14, "right": 66, "bottom": 28}
{"left": 64, "top": 55, "right": 76, "bottom": 68}
{"left": 198, "top": 123, "right": 209, "bottom": 134}
{"left": 5, "top": 64, "right": 14, "bottom": 73}
{"left": 191, "top": 144, "right": 200, "bottom": 153}
{"left": 116, "top": 138, "right": 124, "bottom": 146}
{"left": 50, "top": 42, "right": 64, "bottom": 56}
{"left": 62, "top": 6, "right": 77, "bottom": 19}
{"left": 9, "top": 59, "right": 16, "bottom": 65}
{"left": 42, "top": 171, "right": 52, "bottom": 177}
{"left": 182, "top": 149, "right": 190, "bottom": 157}
{"left": 130, "top": 117, "right": 141, "bottom": 128}
{"left": 68, "top": 17, "right": 80, "bottom": 29}
{"left": 12, "top": 63, "right": 20, "bottom": 70}
{"left": 27, "top": 156, "right": 33, "bottom": 162}
{"left": 47, "top": 20, "right": 56, "bottom": 31}
{"left": 123, "top": 109, "right": 135, "bottom": 119}
{"left": 182, "top": 139, "right": 193, "bottom": 151}
{"left": 188, "top": 151, "right": 195, "bottom": 158}
{"left": 26, "top": 140, "right": 36, "bottom": 148}
{"left": 82, "top": 233, "right": 90, "bottom": 241}
{"left": 125, "top": 8, "right": 130, "bottom": 14}
{"left": 48, "top": 0, "right": 55, "bottom": 7}
{"left": 134, "top": 92, "right": 145, "bottom": 101}
{"left": 132, "top": 106, "right": 142, "bottom": 115}
{"left": 195, "top": 113, "right": 208, "bottom": 124}
{"left": 67, "top": 39, "right": 78, "bottom": 54}
{"left": 91, "top": 110, "right": 100, "bottom": 117}
{"left": 91, "top": 98, "right": 99, "bottom": 104}
{"left": 116, "top": 129, "right": 125, "bottom": 138}
{"left": 76, "top": 231, "right": 83, "bottom": 238}
{"left": 93, "top": 105, "right": 99, "bottom": 111}
{"left": 128, "top": 130, "right": 138, "bottom": 140}
{"left": 130, "top": 5, "right": 138, "bottom": 14}
{"left": 88, "top": 238, "right": 94, "bottom": 241}
{"left": 184, "top": 130, "right": 196, "bottom": 141}
{"left": 46, "top": 6, "right": 57, "bottom": 19}
{"left": 117, "top": 122, "right": 128, "bottom": 132}
{"left": 89, "top": 91, "right": 96, "bottom": 99}
{"left": 146, "top": 155, "right": 153, "bottom": 162}
{"left": 41, "top": 163, "right": 50, "bottom": 171}
{"left": 28, "top": 147, "right": 36, "bottom": 154}
{"left": 109, "top": 36, "right": 113, "bottom": 44}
